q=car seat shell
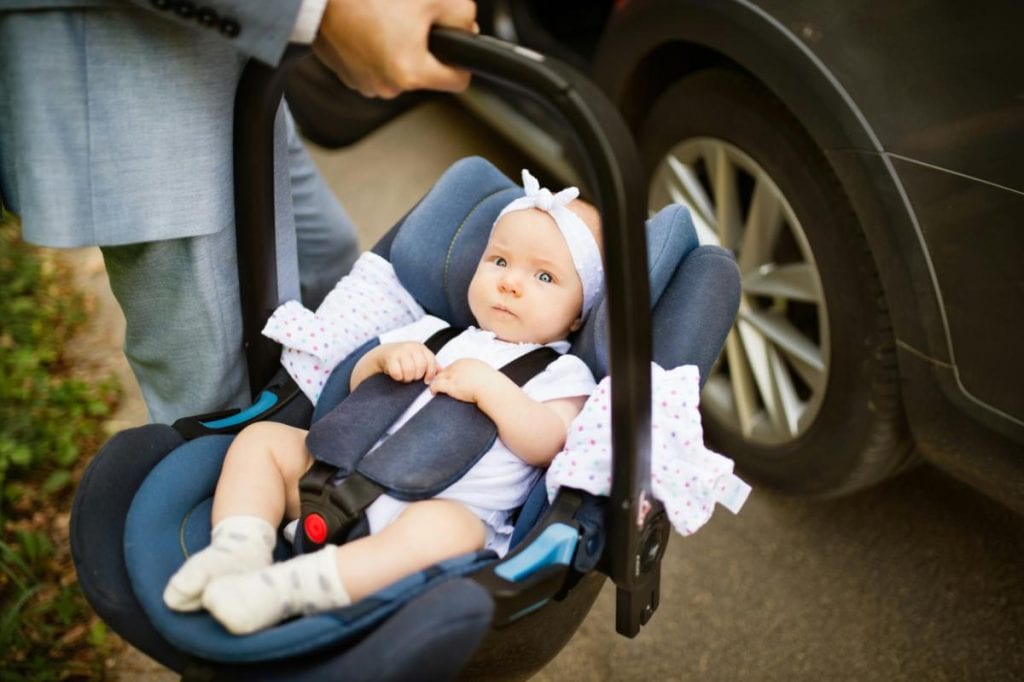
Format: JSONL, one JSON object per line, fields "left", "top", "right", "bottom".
{"left": 71, "top": 32, "right": 741, "bottom": 679}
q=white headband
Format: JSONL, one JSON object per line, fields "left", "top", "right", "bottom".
{"left": 494, "top": 169, "right": 604, "bottom": 317}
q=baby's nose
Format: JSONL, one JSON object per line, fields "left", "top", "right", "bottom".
{"left": 498, "top": 273, "right": 522, "bottom": 295}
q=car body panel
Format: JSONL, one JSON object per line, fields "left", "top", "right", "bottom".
{"left": 588, "top": 0, "right": 1023, "bottom": 507}
{"left": 758, "top": 0, "right": 1024, "bottom": 191}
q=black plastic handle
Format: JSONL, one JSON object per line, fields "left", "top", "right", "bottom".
{"left": 232, "top": 29, "right": 659, "bottom": 636}
{"left": 233, "top": 44, "right": 311, "bottom": 400}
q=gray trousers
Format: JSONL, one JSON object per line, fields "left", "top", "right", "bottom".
{"left": 101, "top": 112, "right": 359, "bottom": 424}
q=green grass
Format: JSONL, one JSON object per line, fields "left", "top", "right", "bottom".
{"left": 1, "top": 210, "right": 121, "bottom": 680}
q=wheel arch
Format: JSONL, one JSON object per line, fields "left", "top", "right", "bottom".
{"left": 591, "top": 0, "right": 948, "bottom": 370}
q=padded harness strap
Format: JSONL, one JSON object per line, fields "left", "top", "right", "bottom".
{"left": 298, "top": 327, "right": 559, "bottom": 550}
{"left": 356, "top": 344, "right": 561, "bottom": 499}
{"left": 305, "top": 326, "right": 460, "bottom": 472}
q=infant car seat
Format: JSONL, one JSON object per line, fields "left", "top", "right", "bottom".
{"left": 70, "top": 31, "right": 740, "bottom": 680}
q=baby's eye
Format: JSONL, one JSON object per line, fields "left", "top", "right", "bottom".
{"left": 537, "top": 271, "right": 553, "bottom": 283}
{"left": 494, "top": 256, "right": 508, "bottom": 267}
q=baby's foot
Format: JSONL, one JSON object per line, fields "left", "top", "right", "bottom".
{"left": 163, "top": 515, "right": 276, "bottom": 611}
{"left": 203, "top": 546, "right": 350, "bottom": 635}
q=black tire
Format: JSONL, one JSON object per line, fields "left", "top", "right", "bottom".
{"left": 638, "top": 68, "right": 915, "bottom": 496}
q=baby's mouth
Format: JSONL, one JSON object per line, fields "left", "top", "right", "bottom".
{"left": 492, "top": 304, "right": 515, "bottom": 317}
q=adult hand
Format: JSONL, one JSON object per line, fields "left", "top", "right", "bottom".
{"left": 313, "top": 0, "right": 477, "bottom": 99}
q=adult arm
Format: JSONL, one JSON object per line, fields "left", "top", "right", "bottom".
{"left": 68, "top": 0, "right": 475, "bottom": 92}
{"left": 120, "top": 0, "right": 306, "bottom": 66}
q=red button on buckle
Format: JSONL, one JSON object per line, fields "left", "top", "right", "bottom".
{"left": 304, "top": 513, "right": 328, "bottom": 544}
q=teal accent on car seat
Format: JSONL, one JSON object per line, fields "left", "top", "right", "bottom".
{"left": 495, "top": 523, "right": 578, "bottom": 582}
{"left": 200, "top": 391, "right": 278, "bottom": 429}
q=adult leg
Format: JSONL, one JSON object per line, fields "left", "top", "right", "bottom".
{"left": 203, "top": 499, "right": 486, "bottom": 634}
{"left": 102, "top": 109, "right": 313, "bottom": 424}
{"left": 101, "top": 226, "right": 249, "bottom": 425}
{"left": 164, "top": 422, "right": 311, "bottom": 611}
{"left": 287, "top": 109, "right": 360, "bottom": 310}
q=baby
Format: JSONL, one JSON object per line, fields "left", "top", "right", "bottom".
{"left": 162, "top": 171, "right": 605, "bottom": 635}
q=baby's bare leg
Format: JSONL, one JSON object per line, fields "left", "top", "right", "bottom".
{"left": 212, "top": 421, "right": 312, "bottom": 525}
{"left": 336, "top": 499, "right": 486, "bottom": 601}
{"left": 164, "top": 422, "right": 311, "bottom": 611}
{"left": 203, "top": 500, "right": 486, "bottom": 634}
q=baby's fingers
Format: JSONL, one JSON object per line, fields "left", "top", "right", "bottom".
{"left": 385, "top": 354, "right": 408, "bottom": 382}
{"left": 384, "top": 345, "right": 435, "bottom": 382}
{"left": 405, "top": 347, "right": 434, "bottom": 382}
{"left": 428, "top": 368, "right": 448, "bottom": 394}
{"left": 423, "top": 354, "right": 440, "bottom": 383}
{"left": 404, "top": 353, "right": 424, "bottom": 381}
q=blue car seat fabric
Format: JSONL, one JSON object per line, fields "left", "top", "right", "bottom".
{"left": 389, "top": 159, "right": 522, "bottom": 329}
{"left": 70, "top": 423, "right": 193, "bottom": 671}
{"left": 186, "top": 579, "right": 496, "bottom": 682}
{"left": 119, "top": 156, "right": 739, "bottom": 665}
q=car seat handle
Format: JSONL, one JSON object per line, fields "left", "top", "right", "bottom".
{"left": 233, "top": 44, "right": 312, "bottom": 405}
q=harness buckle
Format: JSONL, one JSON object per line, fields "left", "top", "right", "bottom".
{"left": 298, "top": 462, "right": 384, "bottom": 550}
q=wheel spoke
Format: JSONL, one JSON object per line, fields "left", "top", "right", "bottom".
{"left": 737, "top": 175, "right": 783, "bottom": 273}
{"left": 768, "top": 345, "right": 803, "bottom": 437}
{"left": 724, "top": 327, "right": 758, "bottom": 437}
{"left": 664, "top": 155, "right": 720, "bottom": 246}
{"left": 742, "top": 263, "right": 821, "bottom": 303}
{"left": 736, "top": 319, "right": 788, "bottom": 437}
{"left": 787, "top": 349, "right": 828, "bottom": 395}
{"left": 710, "top": 144, "right": 743, "bottom": 251}
{"left": 739, "top": 308, "right": 825, "bottom": 385}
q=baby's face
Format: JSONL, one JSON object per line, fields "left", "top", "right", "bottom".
{"left": 468, "top": 209, "right": 584, "bottom": 345}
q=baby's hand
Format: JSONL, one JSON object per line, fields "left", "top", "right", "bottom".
{"left": 429, "top": 358, "right": 498, "bottom": 404}
{"left": 376, "top": 342, "right": 439, "bottom": 383}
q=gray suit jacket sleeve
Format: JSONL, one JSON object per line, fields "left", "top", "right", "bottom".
{"left": 0, "top": 0, "right": 307, "bottom": 247}
{"left": 0, "top": 0, "right": 303, "bottom": 65}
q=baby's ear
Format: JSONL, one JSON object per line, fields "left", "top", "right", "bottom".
{"left": 569, "top": 317, "right": 583, "bottom": 333}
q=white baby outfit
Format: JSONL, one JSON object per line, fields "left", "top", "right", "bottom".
{"left": 363, "top": 315, "right": 596, "bottom": 557}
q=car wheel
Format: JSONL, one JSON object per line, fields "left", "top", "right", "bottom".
{"left": 639, "top": 68, "right": 914, "bottom": 495}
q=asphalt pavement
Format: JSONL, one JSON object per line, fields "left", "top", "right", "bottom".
{"left": 99, "top": 97, "right": 1023, "bottom": 681}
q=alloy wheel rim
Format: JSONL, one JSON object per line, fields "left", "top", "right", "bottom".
{"left": 649, "top": 137, "right": 830, "bottom": 446}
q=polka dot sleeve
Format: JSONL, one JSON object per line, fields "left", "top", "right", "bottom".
{"left": 545, "top": 363, "right": 751, "bottom": 537}
{"left": 262, "top": 252, "right": 425, "bottom": 404}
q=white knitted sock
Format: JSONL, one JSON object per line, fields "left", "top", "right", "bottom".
{"left": 163, "top": 515, "right": 276, "bottom": 612}
{"left": 202, "top": 546, "right": 351, "bottom": 635}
